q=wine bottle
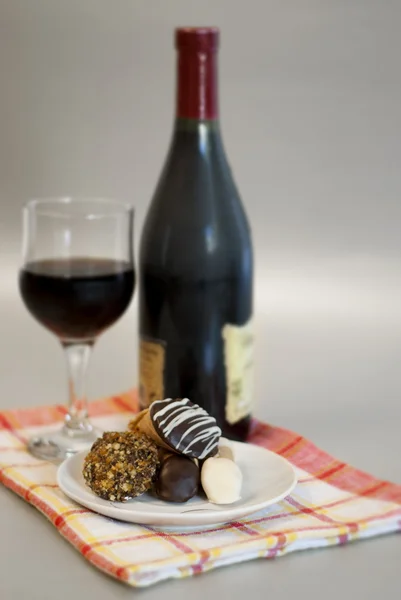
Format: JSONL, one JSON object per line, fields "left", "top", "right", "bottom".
{"left": 138, "top": 27, "right": 254, "bottom": 441}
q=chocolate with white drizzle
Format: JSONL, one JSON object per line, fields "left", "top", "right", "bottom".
{"left": 150, "top": 398, "right": 221, "bottom": 460}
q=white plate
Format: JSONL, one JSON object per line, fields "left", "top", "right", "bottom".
{"left": 57, "top": 441, "right": 297, "bottom": 529}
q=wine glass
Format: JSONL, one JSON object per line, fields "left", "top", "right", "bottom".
{"left": 19, "top": 197, "right": 135, "bottom": 461}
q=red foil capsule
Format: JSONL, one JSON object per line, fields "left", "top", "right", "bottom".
{"left": 175, "top": 27, "right": 220, "bottom": 121}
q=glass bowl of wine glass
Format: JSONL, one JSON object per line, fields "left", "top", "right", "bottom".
{"left": 19, "top": 197, "right": 135, "bottom": 461}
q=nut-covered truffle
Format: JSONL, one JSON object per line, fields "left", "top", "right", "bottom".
{"left": 82, "top": 431, "right": 159, "bottom": 502}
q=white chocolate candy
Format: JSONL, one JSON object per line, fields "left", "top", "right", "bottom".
{"left": 218, "top": 437, "right": 235, "bottom": 461}
{"left": 201, "top": 457, "right": 242, "bottom": 504}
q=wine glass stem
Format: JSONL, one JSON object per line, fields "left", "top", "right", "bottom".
{"left": 62, "top": 342, "right": 93, "bottom": 435}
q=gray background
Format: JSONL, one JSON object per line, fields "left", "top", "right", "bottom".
{"left": 0, "top": 1, "right": 400, "bottom": 598}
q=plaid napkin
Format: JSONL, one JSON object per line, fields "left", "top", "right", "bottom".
{"left": 0, "top": 390, "right": 400, "bottom": 588}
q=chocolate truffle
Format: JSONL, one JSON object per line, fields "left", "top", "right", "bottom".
{"left": 150, "top": 398, "right": 221, "bottom": 460}
{"left": 83, "top": 431, "right": 159, "bottom": 502}
{"left": 155, "top": 453, "right": 200, "bottom": 503}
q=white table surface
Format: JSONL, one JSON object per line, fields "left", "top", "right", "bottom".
{"left": 1, "top": 291, "right": 400, "bottom": 599}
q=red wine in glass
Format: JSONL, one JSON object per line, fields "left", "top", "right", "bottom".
{"left": 19, "top": 197, "right": 135, "bottom": 461}
{"left": 20, "top": 258, "right": 135, "bottom": 342}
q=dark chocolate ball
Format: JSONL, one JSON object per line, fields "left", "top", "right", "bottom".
{"left": 155, "top": 454, "right": 200, "bottom": 503}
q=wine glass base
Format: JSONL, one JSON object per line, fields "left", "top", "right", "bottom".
{"left": 28, "top": 426, "right": 101, "bottom": 462}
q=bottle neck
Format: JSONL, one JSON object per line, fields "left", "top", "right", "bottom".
{"left": 175, "top": 48, "right": 219, "bottom": 121}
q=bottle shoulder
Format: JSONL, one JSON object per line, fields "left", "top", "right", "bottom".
{"left": 140, "top": 209, "right": 252, "bottom": 280}
{"left": 139, "top": 124, "right": 253, "bottom": 278}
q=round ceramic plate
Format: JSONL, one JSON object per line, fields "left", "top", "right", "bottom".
{"left": 57, "top": 441, "right": 297, "bottom": 529}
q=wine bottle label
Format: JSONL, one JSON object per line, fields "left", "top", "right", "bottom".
{"left": 139, "top": 337, "right": 166, "bottom": 409}
{"left": 222, "top": 318, "right": 254, "bottom": 424}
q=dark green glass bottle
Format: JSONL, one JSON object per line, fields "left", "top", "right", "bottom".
{"left": 138, "top": 27, "right": 254, "bottom": 441}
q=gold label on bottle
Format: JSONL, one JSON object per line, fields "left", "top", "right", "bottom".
{"left": 139, "top": 337, "right": 165, "bottom": 409}
{"left": 222, "top": 318, "right": 254, "bottom": 425}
